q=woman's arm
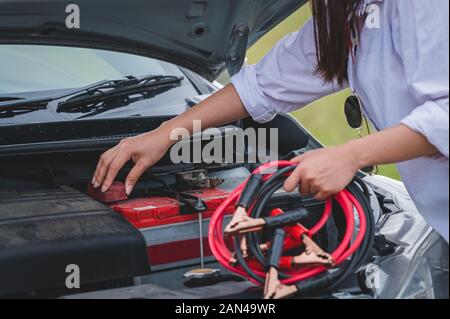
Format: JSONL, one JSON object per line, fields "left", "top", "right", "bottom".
{"left": 348, "top": 124, "right": 439, "bottom": 167}
{"left": 92, "top": 84, "right": 248, "bottom": 194}
{"left": 163, "top": 84, "right": 249, "bottom": 136}
{"left": 93, "top": 19, "right": 340, "bottom": 195}
{"left": 284, "top": 124, "right": 439, "bottom": 200}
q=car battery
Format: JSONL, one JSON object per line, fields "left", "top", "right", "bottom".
{"left": 109, "top": 188, "right": 235, "bottom": 228}
{"left": 109, "top": 196, "right": 182, "bottom": 228}
{"left": 108, "top": 188, "right": 236, "bottom": 270}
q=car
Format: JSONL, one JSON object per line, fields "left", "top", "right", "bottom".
{"left": 0, "top": 0, "right": 448, "bottom": 299}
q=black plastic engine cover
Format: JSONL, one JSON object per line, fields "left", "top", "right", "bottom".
{"left": 0, "top": 186, "right": 150, "bottom": 296}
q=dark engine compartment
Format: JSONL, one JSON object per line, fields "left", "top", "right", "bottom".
{"left": 0, "top": 153, "right": 341, "bottom": 298}
{"left": 0, "top": 115, "right": 337, "bottom": 298}
{"left": 0, "top": 186, "right": 150, "bottom": 297}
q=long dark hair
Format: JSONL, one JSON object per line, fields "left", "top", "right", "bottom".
{"left": 310, "top": 0, "right": 361, "bottom": 86}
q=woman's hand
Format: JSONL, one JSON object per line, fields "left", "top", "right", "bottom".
{"left": 284, "top": 144, "right": 361, "bottom": 201}
{"left": 91, "top": 84, "right": 249, "bottom": 195}
{"left": 92, "top": 127, "right": 172, "bottom": 195}
{"left": 283, "top": 124, "right": 440, "bottom": 200}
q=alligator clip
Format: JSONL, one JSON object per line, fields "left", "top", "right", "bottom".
{"left": 225, "top": 207, "right": 248, "bottom": 234}
{"left": 291, "top": 234, "right": 334, "bottom": 267}
{"left": 264, "top": 267, "right": 298, "bottom": 299}
{"left": 224, "top": 206, "right": 266, "bottom": 236}
{"left": 263, "top": 228, "right": 299, "bottom": 299}
{"left": 228, "top": 236, "right": 249, "bottom": 266}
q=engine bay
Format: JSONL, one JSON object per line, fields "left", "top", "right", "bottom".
{"left": 0, "top": 118, "right": 385, "bottom": 298}
{"left": 0, "top": 149, "right": 337, "bottom": 297}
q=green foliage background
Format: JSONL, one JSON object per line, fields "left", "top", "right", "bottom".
{"left": 246, "top": 6, "right": 400, "bottom": 179}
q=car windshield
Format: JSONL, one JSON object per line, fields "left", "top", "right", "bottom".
{"left": 0, "top": 45, "right": 198, "bottom": 124}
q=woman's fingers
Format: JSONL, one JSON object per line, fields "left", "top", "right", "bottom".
{"left": 290, "top": 153, "right": 306, "bottom": 164}
{"left": 93, "top": 146, "right": 119, "bottom": 188}
{"left": 125, "top": 160, "right": 150, "bottom": 195}
{"left": 91, "top": 131, "right": 171, "bottom": 194}
{"left": 284, "top": 166, "right": 302, "bottom": 192}
{"left": 101, "top": 150, "right": 131, "bottom": 192}
{"left": 284, "top": 153, "right": 308, "bottom": 192}
{"left": 299, "top": 180, "right": 311, "bottom": 196}
{"left": 310, "top": 184, "right": 320, "bottom": 197}
{"left": 286, "top": 147, "right": 360, "bottom": 201}
{"left": 314, "top": 191, "right": 330, "bottom": 201}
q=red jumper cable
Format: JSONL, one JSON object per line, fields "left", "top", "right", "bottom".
{"left": 208, "top": 161, "right": 368, "bottom": 299}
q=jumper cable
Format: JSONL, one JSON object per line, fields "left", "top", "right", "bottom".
{"left": 208, "top": 161, "right": 372, "bottom": 299}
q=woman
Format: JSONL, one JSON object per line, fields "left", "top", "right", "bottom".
{"left": 92, "top": 0, "right": 449, "bottom": 241}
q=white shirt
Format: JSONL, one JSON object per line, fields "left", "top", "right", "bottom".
{"left": 231, "top": 0, "right": 449, "bottom": 240}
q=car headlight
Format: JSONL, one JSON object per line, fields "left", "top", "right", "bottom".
{"left": 359, "top": 231, "right": 447, "bottom": 299}
{"left": 396, "top": 231, "right": 448, "bottom": 299}
{"left": 397, "top": 255, "right": 435, "bottom": 299}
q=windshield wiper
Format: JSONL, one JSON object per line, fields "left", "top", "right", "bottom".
{"left": 0, "top": 97, "right": 52, "bottom": 118}
{"left": 0, "top": 96, "right": 25, "bottom": 103}
{"left": 0, "top": 79, "right": 113, "bottom": 118}
{"left": 0, "top": 75, "right": 182, "bottom": 119}
{"left": 56, "top": 75, "right": 183, "bottom": 115}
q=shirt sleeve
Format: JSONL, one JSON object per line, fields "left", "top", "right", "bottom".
{"left": 231, "top": 18, "right": 344, "bottom": 123}
{"left": 395, "top": 0, "right": 449, "bottom": 158}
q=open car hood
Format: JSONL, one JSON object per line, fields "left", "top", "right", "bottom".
{"left": 0, "top": 0, "right": 306, "bottom": 80}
